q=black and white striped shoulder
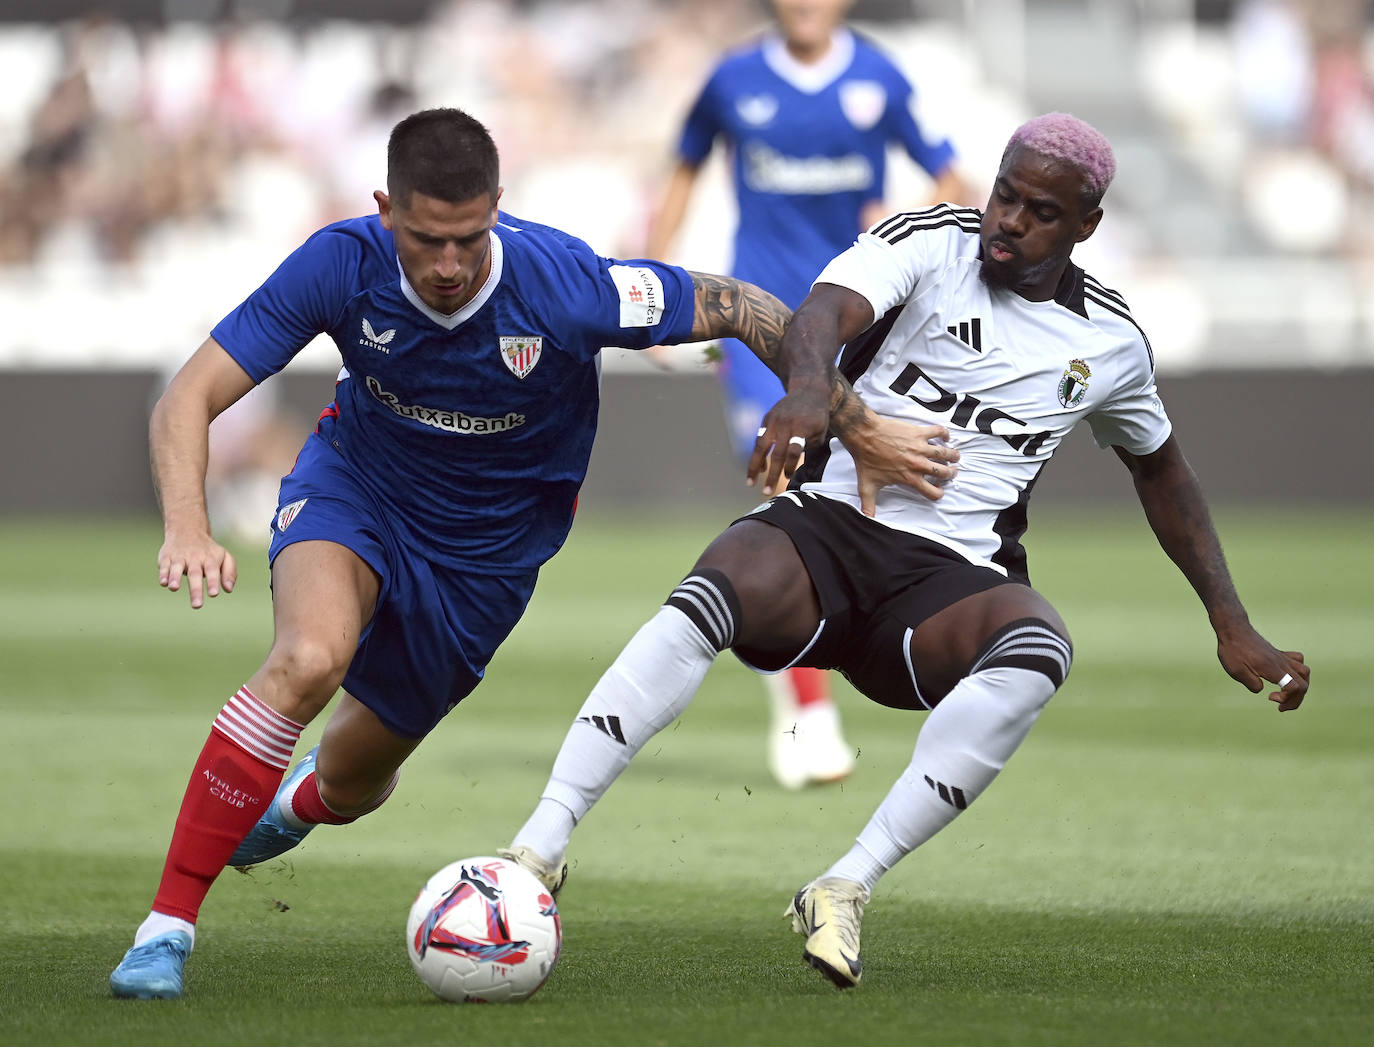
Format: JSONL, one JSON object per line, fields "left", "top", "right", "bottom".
{"left": 868, "top": 203, "right": 982, "bottom": 246}
{"left": 1080, "top": 271, "right": 1155, "bottom": 371}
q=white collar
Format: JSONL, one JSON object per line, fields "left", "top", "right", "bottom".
{"left": 762, "top": 27, "right": 855, "bottom": 94}
{"left": 397, "top": 229, "right": 503, "bottom": 330}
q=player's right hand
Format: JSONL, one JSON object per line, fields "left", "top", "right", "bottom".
{"left": 748, "top": 384, "right": 831, "bottom": 495}
{"left": 158, "top": 528, "right": 237, "bottom": 609}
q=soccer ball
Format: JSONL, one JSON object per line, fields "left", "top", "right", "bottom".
{"left": 406, "top": 856, "right": 562, "bottom": 1003}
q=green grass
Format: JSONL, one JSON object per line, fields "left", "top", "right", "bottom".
{"left": 1, "top": 507, "right": 1371, "bottom": 1046}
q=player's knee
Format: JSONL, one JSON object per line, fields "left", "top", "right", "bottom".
{"left": 663, "top": 568, "right": 741, "bottom": 652}
{"left": 971, "top": 617, "right": 1074, "bottom": 701}
{"left": 688, "top": 523, "right": 819, "bottom": 660}
{"left": 263, "top": 638, "right": 351, "bottom": 711}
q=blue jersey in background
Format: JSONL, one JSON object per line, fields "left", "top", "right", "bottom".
{"left": 678, "top": 28, "right": 956, "bottom": 455}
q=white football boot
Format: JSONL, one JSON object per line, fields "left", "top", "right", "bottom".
{"left": 498, "top": 845, "right": 568, "bottom": 897}
{"left": 784, "top": 877, "right": 869, "bottom": 988}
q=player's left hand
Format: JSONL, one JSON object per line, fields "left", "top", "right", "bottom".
{"left": 1216, "top": 627, "right": 1309, "bottom": 711}
{"left": 748, "top": 387, "right": 830, "bottom": 495}
{"left": 843, "top": 416, "right": 960, "bottom": 515}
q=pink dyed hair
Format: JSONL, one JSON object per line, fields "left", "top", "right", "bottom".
{"left": 1004, "top": 113, "right": 1116, "bottom": 207}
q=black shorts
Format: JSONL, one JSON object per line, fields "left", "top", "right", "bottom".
{"left": 732, "top": 491, "right": 1020, "bottom": 711}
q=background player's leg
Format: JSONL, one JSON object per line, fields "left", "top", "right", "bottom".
{"left": 766, "top": 667, "right": 855, "bottom": 790}
{"left": 721, "top": 348, "right": 853, "bottom": 790}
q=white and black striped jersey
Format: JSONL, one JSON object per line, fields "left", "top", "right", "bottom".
{"left": 793, "top": 204, "right": 1172, "bottom": 580}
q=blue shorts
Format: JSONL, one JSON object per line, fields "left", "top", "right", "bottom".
{"left": 717, "top": 338, "right": 785, "bottom": 462}
{"left": 268, "top": 434, "right": 539, "bottom": 739}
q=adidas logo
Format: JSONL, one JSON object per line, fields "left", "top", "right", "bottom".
{"left": 946, "top": 317, "right": 983, "bottom": 352}
{"left": 577, "top": 714, "right": 626, "bottom": 744}
{"left": 923, "top": 774, "right": 968, "bottom": 809}
{"left": 360, "top": 318, "right": 396, "bottom": 353}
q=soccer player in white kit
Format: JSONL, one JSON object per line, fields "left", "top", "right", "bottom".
{"left": 505, "top": 113, "right": 1309, "bottom": 988}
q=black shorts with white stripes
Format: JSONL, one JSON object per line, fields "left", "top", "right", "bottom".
{"left": 732, "top": 491, "right": 1021, "bottom": 711}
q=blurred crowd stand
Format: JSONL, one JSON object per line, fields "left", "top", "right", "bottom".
{"left": 0, "top": 0, "right": 1370, "bottom": 374}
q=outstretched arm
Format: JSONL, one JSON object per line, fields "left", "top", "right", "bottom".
{"left": 687, "top": 274, "right": 958, "bottom": 508}
{"left": 1115, "top": 436, "right": 1309, "bottom": 710}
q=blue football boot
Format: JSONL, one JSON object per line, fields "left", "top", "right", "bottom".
{"left": 110, "top": 930, "right": 193, "bottom": 999}
{"left": 228, "top": 746, "right": 318, "bottom": 868}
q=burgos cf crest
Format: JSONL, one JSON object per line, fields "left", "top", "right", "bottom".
{"left": 499, "top": 335, "right": 543, "bottom": 379}
{"left": 1057, "top": 359, "right": 1091, "bottom": 408}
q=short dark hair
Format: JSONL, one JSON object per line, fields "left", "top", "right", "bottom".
{"left": 387, "top": 108, "right": 500, "bottom": 207}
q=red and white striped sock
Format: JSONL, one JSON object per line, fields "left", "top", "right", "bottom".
{"left": 287, "top": 767, "right": 400, "bottom": 826}
{"left": 149, "top": 687, "right": 303, "bottom": 923}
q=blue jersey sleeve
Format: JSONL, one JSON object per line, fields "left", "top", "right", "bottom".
{"left": 497, "top": 215, "right": 697, "bottom": 353}
{"left": 586, "top": 256, "right": 697, "bottom": 350}
{"left": 677, "top": 66, "right": 726, "bottom": 165}
{"left": 882, "top": 67, "right": 955, "bottom": 178}
{"left": 211, "top": 226, "right": 356, "bottom": 382}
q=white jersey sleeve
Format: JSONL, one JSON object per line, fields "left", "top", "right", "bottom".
{"left": 813, "top": 228, "right": 928, "bottom": 318}
{"left": 1086, "top": 370, "right": 1171, "bottom": 454}
{"left": 1080, "top": 281, "right": 1172, "bottom": 456}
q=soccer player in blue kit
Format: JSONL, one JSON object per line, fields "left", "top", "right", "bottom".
{"left": 647, "top": 0, "right": 970, "bottom": 789}
{"left": 108, "top": 107, "right": 960, "bottom": 1000}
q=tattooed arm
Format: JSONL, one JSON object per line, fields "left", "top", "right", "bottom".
{"left": 687, "top": 270, "right": 822, "bottom": 394}
{"left": 688, "top": 272, "right": 959, "bottom": 509}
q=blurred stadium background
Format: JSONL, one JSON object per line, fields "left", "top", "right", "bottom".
{"left": 1, "top": 0, "right": 1372, "bottom": 520}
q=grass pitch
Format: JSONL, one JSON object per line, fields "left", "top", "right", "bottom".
{"left": 0, "top": 506, "right": 1370, "bottom": 1046}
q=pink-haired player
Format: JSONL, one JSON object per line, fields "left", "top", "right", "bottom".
{"left": 506, "top": 113, "right": 1309, "bottom": 988}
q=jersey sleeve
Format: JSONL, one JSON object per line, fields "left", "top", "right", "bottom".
{"left": 677, "top": 67, "right": 726, "bottom": 165}
{"left": 210, "top": 228, "right": 354, "bottom": 383}
{"left": 812, "top": 223, "right": 930, "bottom": 317}
{"left": 1086, "top": 354, "right": 1173, "bottom": 455}
{"left": 590, "top": 258, "right": 697, "bottom": 349}
{"left": 537, "top": 244, "right": 696, "bottom": 352}
{"left": 882, "top": 67, "right": 955, "bottom": 177}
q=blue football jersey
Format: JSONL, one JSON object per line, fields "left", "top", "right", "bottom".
{"left": 680, "top": 28, "right": 955, "bottom": 308}
{"left": 212, "top": 212, "right": 695, "bottom": 571}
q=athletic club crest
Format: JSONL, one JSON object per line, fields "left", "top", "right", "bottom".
{"left": 276, "top": 498, "right": 307, "bottom": 533}
{"left": 839, "top": 80, "right": 886, "bottom": 131}
{"left": 499, "top": 335, "right": 543, "bottom": 379}
{"left": 1057, "top": 359, "right": 1091, "bottom": 408}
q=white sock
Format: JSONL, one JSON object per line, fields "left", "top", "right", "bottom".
{"left": 511, "top": 797, "right": 576, "bottom": 859}
{"left": 515, "top": 605, "right": 719, "bottom": 861}
{"left": 135, "top": 911, "right": 196, "bottom": 949}
{"left": 822, "top": 839, "right": 891, "bottom": 894}
{"left": 825, "top": 664, "right": 1059, "bottom": 889}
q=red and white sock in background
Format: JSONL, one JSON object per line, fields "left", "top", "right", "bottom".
{"left": 784, "top": 665, "right": 831, "bottom": 708}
